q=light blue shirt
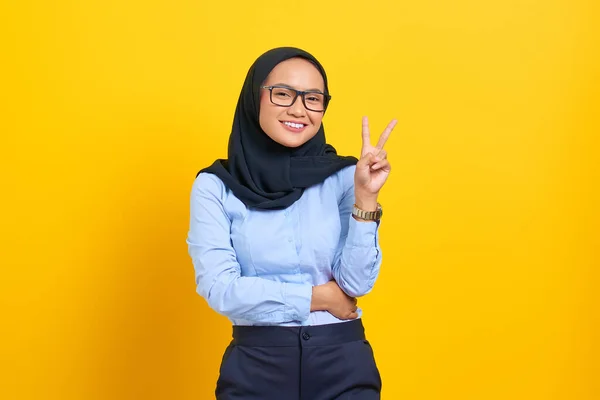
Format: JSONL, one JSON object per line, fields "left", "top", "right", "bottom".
{"left": 186, "top": 165, "right": 382, "bottom": 327}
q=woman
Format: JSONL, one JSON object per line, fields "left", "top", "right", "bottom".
{"left": 187, "top": 47, "right": 396, "bottom": 400}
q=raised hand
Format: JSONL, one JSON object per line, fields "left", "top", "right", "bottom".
{"left": 354, "top": 116, "right": 397, "bottom": 202}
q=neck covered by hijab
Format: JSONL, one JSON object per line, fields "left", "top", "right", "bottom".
{"left": 198, "top": 47, "right": 358, "bottom": 210}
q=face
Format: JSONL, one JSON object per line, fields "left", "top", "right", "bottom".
{"left": 259, "top": 57, "right": 326, "bottom": 148}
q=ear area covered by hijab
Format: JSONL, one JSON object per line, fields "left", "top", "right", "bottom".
{"left": 198, "top": 47, "right": 357, "bottom": 210}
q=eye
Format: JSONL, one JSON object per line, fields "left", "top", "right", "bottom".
{"left": 272, "top": 88, "right": 293, "bottom": 98}
{"left": 306, "top": 93, "right": 324, "bottom": 103}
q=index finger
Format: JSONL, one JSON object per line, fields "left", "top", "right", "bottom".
{"left": 362, "top": 116, "right": 371, "bottom": 147}
{"left": 376, "top": 119, "right": 398, "bottom": 149}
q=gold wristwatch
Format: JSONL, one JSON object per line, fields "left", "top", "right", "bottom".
{"left": 352, "top": 203, "right": 383, "bottom": 221}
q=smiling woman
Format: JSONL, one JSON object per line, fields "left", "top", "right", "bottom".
{"left": 257, "top": 58, "right": 329, "bottom": 148}
{"left": 186, "top": 47, "right": 396, "bottom": 399}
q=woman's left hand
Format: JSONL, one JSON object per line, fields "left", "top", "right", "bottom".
{"left": 354, "top": 116, "right": 397, "bottom": 199}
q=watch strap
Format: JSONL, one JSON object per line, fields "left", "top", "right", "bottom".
{"left": 352, "top": 203, "right": 383, "bottom": 221}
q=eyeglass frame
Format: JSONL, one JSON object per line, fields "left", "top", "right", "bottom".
{"left": 260, "top": 85, "right": 331, "bottom": 112}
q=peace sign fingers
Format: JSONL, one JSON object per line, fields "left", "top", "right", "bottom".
{"left": 356, "top": 116, "right": 397, "bottom": 195}
{"left": 361, "top": 116, "right": 397, "bottom": 156}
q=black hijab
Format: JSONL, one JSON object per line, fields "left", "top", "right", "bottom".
{"left": 198, "top": 47, "right": 357, "bottom": 210}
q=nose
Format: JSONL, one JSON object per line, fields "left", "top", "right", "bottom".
{"left": 287, "top": 95, "right": 306, "bottom": 117}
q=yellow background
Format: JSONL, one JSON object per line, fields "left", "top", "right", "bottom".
{"left": 2, "top": 0, "right": 598, "bottom": 399}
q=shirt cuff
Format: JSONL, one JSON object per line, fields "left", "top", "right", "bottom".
{"left": 346, "top": 215, "right": 380, "bottom": 248}
{"left": 283, "top": 283, "right": 312, "bottom": 321}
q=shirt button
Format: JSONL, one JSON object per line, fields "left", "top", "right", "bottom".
{"left": 302, "top": 332, "right": 310, "bottom": 340}
{"left": 287, "top": 237, "right": 292, "bottom": 242}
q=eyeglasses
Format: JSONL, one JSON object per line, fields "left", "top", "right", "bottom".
{"left": 260, "top": 85, "right": 330, "bottom": 112}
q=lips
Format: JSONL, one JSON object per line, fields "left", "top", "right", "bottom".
{"left": 280, "top": 121, "right": 307, "bottom": 133}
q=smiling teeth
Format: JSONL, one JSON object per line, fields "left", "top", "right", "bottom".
{"left": 284, "top": 122, "right": 304, "bottom": 129}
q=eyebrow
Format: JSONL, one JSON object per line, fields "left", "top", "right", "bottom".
{"left": 271, "top": 83, "right": 324, "bottom": 93}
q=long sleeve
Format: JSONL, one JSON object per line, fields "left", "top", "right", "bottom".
{"left": 331, "top": 168, "right": 383, "bottom": 297}
{"left": 186, "top": 173, "right": 312, "bottom": 323}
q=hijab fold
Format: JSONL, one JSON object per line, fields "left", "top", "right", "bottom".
{"left": 198, "top": 47, "right": 357, "bottom": 210}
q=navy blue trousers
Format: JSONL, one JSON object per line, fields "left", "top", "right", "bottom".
{"left": 216, "top": 319, "right": 381, "bottom": 400}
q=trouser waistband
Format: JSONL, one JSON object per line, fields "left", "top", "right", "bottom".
{"left": 232, "top": 319, "right": 366, "bottom": 347}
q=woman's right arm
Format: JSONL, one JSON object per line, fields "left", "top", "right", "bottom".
{"left": 187, "top": 174, "right": 356, "bottom": 323}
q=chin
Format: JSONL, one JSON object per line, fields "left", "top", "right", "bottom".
{"left": 281, "top": 134, "right": 315, "bottom": 148}
{"left": 274, "top": 128, "right": 318, "bottom": 148}
{"left": 278, "top": 138, "right": 306, "bottom": 148}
